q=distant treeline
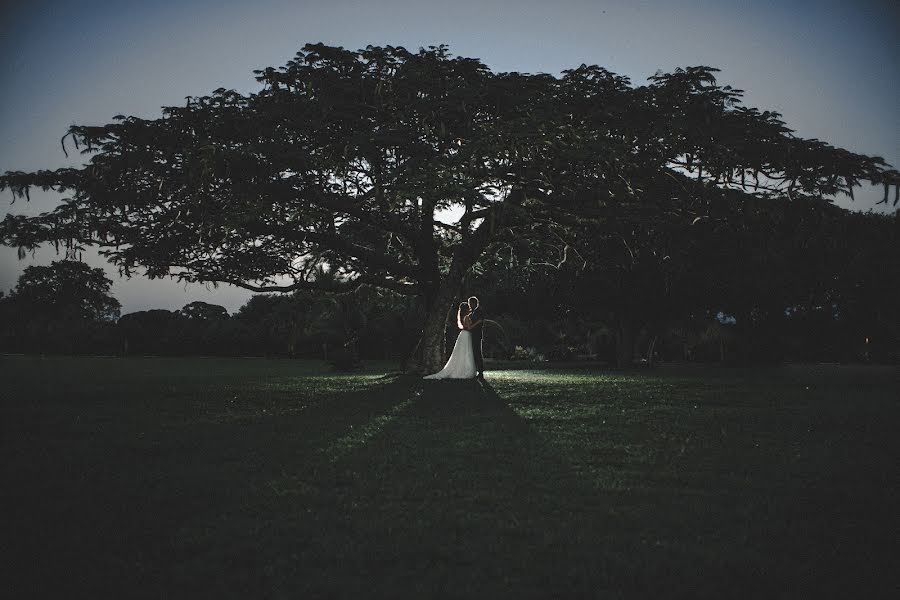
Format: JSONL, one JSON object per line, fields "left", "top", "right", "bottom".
{"left": 0, "top": 253, "right": 896, "bottom": 365}
{"left": 0, "top": 283, "right": 422, "bottom": 363}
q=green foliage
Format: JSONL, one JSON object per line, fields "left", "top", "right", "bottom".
{"left": 0, "top": 260, "right": 121, "bottom": 354}
{"left": 6, "top": 259, "right": 120, "bottom": 321}
{"left": 2, "top": 44, "right": 898, "bottom": 372}
{"left": 180, "top": 300, "right": 228, "bottom": 321}
{"left": 3, "top": 46, "right": 898, "bottom": 369}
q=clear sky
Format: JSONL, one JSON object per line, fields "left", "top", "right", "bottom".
{"left": 1, "top": 0, "right": 897, "bottom": 314}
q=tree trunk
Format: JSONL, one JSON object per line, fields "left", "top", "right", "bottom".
{"left": 286, "top": 321, "right": 296, "bottom": 357}
{"left": 403, "top": 201, "right": 500, "bottom": 374}
{"left": 404, "top": 281, "right": 461, "bottom": 374}
{"left": 647, "top": 334, "right": 658, "bottom": 368}
{"left": 615, "top": 318, "right": 635, "bottom": 368}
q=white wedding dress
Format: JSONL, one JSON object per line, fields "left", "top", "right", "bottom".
{"left": 424, "top": 329, "right": 477, "bottom": 379}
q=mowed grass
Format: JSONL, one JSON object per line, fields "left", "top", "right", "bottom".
{"left": 1, "top": 356, "right": 897, "bottom": 599}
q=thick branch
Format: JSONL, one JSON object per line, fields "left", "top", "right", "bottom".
{"left": 218, "top": 272, "right": 418, "bottom": 296}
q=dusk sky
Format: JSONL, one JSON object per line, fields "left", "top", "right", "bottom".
{"left": 1, "top": 0, "right": 897, "bottom": 315}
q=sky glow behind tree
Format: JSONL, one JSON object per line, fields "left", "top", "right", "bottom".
{"left": 1, "top": 0, "right": 896, "bottom": 313}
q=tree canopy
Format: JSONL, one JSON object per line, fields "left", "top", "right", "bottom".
{"left": 2, "top": 43, "right": 897, "bottom": 371}
{"left": 5, "top": 259, "right": 120, "bottom": 322}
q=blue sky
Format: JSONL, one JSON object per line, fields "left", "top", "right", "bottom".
{"left": 1, "top": 0, "right": 897, "bottom": 313}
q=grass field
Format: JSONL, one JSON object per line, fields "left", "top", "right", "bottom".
{"left": 2, "top": 356, "right": 897, "bottom": 598}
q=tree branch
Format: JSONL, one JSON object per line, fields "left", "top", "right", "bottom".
{"left": 218, "top": 272, "right": 418, "bottom": 296}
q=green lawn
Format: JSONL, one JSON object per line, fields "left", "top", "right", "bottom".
{"left": 2, "top": 356, "right": 897, "bottom": 598}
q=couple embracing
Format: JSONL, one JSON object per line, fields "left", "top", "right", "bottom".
{"left": 424, "top": 296, "right": 486, "bottom": 380}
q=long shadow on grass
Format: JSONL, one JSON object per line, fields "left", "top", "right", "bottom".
{"left": 4, "top": 374, "right": 423, "bottom": 600}
{"left": 237, "top": 371, "right": 896, "bottom": 599}
{"left": 223, "top": 376, "right": 882, "bottom": 599}
{"left": 17, "top": 369, "right": 891, "bottom": 599}
{"left": 187, "top": 378, "right": 634, "bottom": 599}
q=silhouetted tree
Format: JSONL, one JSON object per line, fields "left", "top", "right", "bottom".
{"left": 3, "top": 45, "right": 897, "bottom": 371}
{"left": 117, "top": 309, "right": 185, "bottom": 356}
{"left": 0, "top": 260, "right": 120, "bottom": 354}
{"left": 235, "top": 294, "right": 311, "bottom": 357}
{"left": 180, "top": 301, "right": 229, "bottom": 321}
{"left": 174, "top": 301, "right": 229, "bottom": 354}
{"left": 7, "top": 260, "right": 120, "bottom": 321}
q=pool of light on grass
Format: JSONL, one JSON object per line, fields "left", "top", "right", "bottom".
{"left": 256, "top": 373, "right": 392, "bottom": 394}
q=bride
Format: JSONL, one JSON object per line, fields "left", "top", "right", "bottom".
{"left": 424, "top": 301, "right": 477, "bottom": 379}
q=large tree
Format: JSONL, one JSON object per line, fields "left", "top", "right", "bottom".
{"left": 0, "top": 259, "right": 120, "bottom": 355}
{"left": 2, "top": 44, "right": 897, "bottom": 372}
{"left": 5, "top": 259, "right": 120, "bottom": 322}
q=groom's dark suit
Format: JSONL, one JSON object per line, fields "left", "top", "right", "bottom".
{"left": 470, "top": 306, "right": 485, "bottom": 376}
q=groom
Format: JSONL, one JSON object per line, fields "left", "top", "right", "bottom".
{"left": 468, "top": 296, "right": 485, "bottom": 379}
